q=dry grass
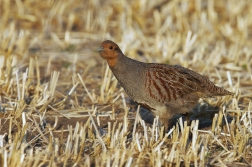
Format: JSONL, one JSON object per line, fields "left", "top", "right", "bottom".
{"left": 0, "top": 0, "right": 252, "bottom": 166}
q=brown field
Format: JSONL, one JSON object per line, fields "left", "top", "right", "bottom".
{"left": 0, "top": 0, "right": 252, "bottom": 166}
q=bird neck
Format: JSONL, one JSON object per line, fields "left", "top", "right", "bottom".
{"left": 107, "top": 58, "right": 117, "bottom": 67}
{"left": 109, "top": 53, "right": 145, "bottom": 86}
{"left": 109, "top": 54, "right": 145, "bottom": 100}
{"left": 109, "top": 53, "right": 141, "bottom": 73}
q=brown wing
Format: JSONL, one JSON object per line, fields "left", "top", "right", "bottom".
{"left": 144, "top": 64, "right": 208, "bottom": 103}
{"left": 173, "top": 65, "right": 233, "bottom": 96}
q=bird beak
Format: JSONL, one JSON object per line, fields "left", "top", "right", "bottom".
{"left": 97, "top": 46, "right": 104, "bottom": 52}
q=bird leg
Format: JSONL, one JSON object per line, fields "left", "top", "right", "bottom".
{"left": 159, "top": 117, "right": 170, "bottom": 132}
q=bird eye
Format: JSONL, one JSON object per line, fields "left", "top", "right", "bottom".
{"left": 109, "top": 46, "right": 113, "bottom": 50}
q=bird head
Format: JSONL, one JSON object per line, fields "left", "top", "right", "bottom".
{"left": 97, "top": 40, "right": 122, "bottom": 67}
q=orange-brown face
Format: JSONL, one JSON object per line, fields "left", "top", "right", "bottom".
{"left": 98, "top": 40, "right": 122, "bottom": 67}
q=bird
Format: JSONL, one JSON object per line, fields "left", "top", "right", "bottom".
{"left": 97, "top": 40, "right": 233, "bottom": 130}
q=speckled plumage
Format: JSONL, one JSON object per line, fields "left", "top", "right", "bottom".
{"left": 98, "top": 40, "right": 233, "bottom": 130}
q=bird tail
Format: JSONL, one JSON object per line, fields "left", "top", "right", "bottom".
{"left": 208, "top": 85, "right": 234, "bottom": 96}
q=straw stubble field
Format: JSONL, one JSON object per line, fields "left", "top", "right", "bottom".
{"left": 0, "top": 0, "right": 252, "bottom": 166}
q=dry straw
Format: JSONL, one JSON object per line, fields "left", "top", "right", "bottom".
{"left": 0, "top": 0, "right": 251, "bottom": 166}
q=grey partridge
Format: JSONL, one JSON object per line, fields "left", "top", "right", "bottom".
{"left": 98, "top": 40, "right": 233, "bottom": 130}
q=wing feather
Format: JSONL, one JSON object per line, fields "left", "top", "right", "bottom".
{"left": 145, "top": 64, "right": 207, "bottom": 101}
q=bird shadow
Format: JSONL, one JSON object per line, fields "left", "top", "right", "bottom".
{"left": 130, "top": 100, "right": 234, "bottom": 130}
